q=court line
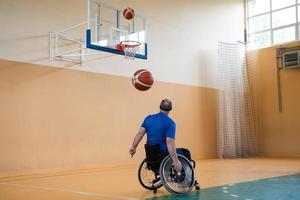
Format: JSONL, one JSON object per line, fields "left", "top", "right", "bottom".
{"left": 0, "top": 182, "right": 140, "bottom": 200}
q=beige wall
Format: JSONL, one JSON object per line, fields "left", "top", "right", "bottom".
{"left": 2, "top": 0, "right": 298, "bottom": 177}
{"left": 0, "top": 60, "right": 217, "bottom": 176}
{"left": 0, "top": 0, "right": 244, "bottom": 176}
{"left": 247, "top": 42, "right": 300, "bottom": 158}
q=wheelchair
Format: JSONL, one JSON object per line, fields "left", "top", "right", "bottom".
{"left": 138, "top": 144, "right": 200, "bottom": 195}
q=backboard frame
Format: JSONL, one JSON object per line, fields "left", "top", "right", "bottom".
{"left": 86, "top": 0, "right": 148, "bottom": 59}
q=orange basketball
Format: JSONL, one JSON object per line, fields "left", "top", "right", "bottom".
{"left": 132, "top": 69, "right": 154, "bottom": 91}
{"left": 123, "top": 7, "right": 135, "bottom": 20}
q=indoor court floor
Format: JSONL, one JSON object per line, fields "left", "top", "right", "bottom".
{"left": 1, "top": 158, "right": 300, "bottom": 200}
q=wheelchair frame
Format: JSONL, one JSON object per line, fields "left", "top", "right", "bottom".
{"left": 138, "top": 146, "right": 200, "bottom": 195}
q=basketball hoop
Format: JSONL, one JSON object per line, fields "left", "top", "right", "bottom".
{"left": 120, "top": 40, "right": 141, "bottom": 59}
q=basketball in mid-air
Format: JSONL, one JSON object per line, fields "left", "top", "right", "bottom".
{"left": 132, "top": 69, "right": 154, "bottom": 91}
{"left": 123, "top": 7, "right": 135, "bottom": 20}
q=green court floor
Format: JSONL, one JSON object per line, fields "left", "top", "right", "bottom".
{"left": 148, "top": 174, "right": 300, "bottom": 200}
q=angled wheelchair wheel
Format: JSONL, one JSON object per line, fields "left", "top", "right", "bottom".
{"left": 138, "top": 159, "right": 163, "bottom": 190}
{"left": 159, "top": 155, "right": 195, "bottom": 195}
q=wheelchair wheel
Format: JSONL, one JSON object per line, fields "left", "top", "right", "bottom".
{"left": 138, "top": 159, "right": 163, "bottom": 190}
{"left": 159, "top": 155, "right": 195, "bottom": 195}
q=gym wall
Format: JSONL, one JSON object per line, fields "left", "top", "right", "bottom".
{"left": 0, "top": 0, "right": 244, "bottom": 176}
{"left": 247, "top": 42, "right": 300, "bottom": 158}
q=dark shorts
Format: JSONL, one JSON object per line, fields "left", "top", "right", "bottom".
{"left": 160, "top": 148, "right": 192, "bottom": 161}
{"left": 145, "top": 144, "right": 192, "bottom": 161}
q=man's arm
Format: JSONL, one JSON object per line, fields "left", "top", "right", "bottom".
{"left": 166, "top": 137, "right": 182, "bottom": 171}
{"left": 129, "top": 127, "right": 146, "bottom": 158}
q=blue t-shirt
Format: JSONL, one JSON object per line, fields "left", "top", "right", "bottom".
{"left": 141, "top": 112, "right": 176, "bottom": 153}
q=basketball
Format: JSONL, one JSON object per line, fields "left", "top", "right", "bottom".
{"left": 123, "top": 7, "right": 135, "bottom": 20}
{"left": 132, "top": 69, "right": 154, "bottom": 91}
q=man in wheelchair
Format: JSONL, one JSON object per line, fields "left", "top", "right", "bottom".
{"left": 129, "top": 99, "right": 200, "bottom": 195}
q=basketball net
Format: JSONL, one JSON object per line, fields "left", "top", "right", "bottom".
{"left": 120, "top": 40, "right": 141, "bottom": 59}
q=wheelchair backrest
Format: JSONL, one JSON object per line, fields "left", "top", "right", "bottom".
{"left": 176, "top": 148, "right": 192, "bottom": 161}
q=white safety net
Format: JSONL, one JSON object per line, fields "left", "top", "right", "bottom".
{"left": 217, "top": 42, "right": 259, "bottom": 158}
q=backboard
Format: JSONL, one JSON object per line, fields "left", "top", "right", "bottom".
{"left": 86, "top": 0, "right": 147, "bottom": 59}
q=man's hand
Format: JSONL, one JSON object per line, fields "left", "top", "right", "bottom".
{"left": 129, "top": 146, "right": 136, "bottom": 158}
{"left": 173, "top": 158, "right": 182, "bottom": 172}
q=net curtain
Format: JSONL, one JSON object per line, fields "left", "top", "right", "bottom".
{"left": 217, "top": 42, "right": 259, "bottom": 158}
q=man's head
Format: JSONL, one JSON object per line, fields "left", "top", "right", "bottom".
{"left": 160, "top": 98, "right": 172, "bottom": 114}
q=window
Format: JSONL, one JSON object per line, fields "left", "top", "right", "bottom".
{"left": 247, "top": 0, "right": 299, "bottom": 50}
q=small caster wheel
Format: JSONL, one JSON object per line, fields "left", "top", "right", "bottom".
{"left": 153, "top": 189, "right": 157, "bottom": 194}
{"left": 195, "top": 185, "right": 200, "bottom": 190}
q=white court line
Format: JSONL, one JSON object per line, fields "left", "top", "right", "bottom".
{"left": 269, "top": 178, "right": 280, "bottom": 181}
{"left": 0, "top": 182, "right": 139, "bottom": 200}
